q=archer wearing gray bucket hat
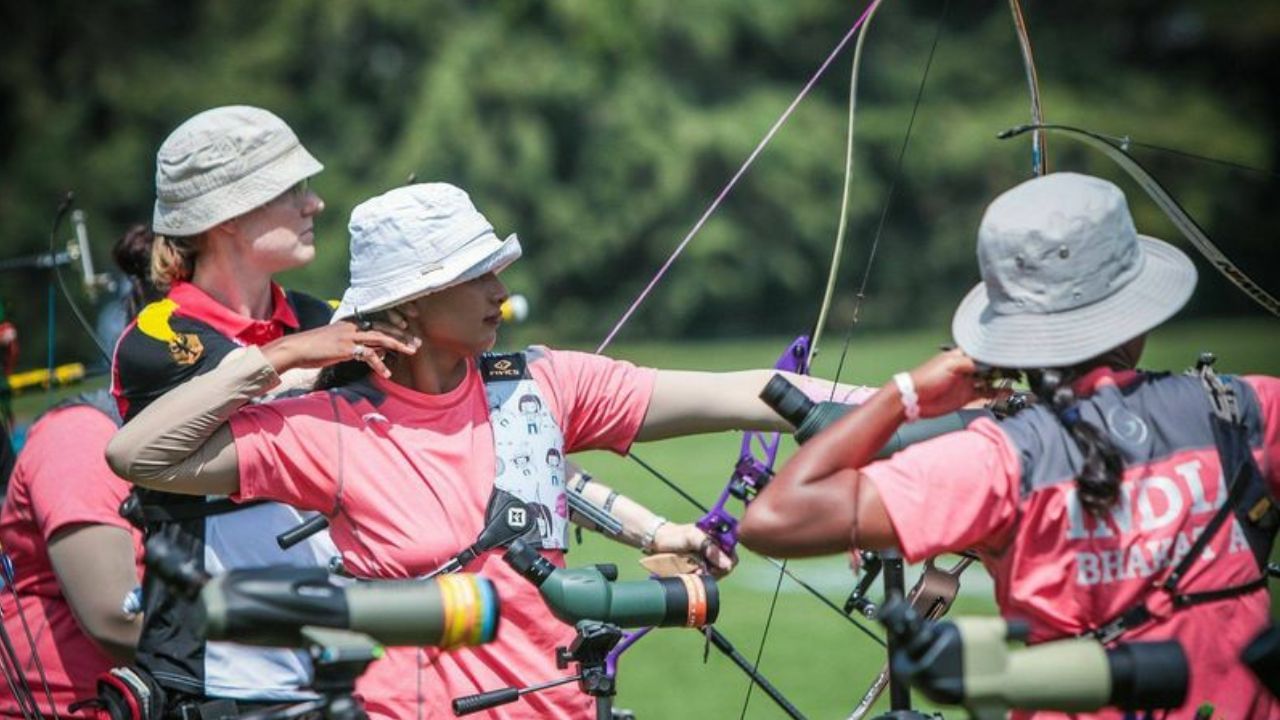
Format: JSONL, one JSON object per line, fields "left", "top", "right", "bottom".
{"left": 735, "top": 172, "right": 1280, "bottom": 719}
{"left": 332, "top": 183, "right": 522, "bottom": 321}
{"left": 153, "top": 105, "right": 324, "bottom": 237}
{"left": 951, "top": 172, "right": 1197, "bottom": 368}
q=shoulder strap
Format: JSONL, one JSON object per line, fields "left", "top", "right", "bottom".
{"left": 1091, "top": 356, "right": 1276, "bottom": 643}
{"left": 1184, "top": 355, "right": 1278, "bottom": 574}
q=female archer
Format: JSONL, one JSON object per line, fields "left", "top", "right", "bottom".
{"left": 107, "top": 182, "right": 873, "bottom": 719}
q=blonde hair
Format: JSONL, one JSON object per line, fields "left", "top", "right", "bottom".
{"left": 150, "top": 234, "right": 202, "bottom": 291}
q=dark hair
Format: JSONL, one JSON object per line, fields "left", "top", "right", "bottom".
{"left": 315, "top": 359, "right": 373, "bottom": 391}
{"left": 314, "top": 310, "right": 390, "bottom": 391}
{"left": 113, "top": 224, "right": 163, "bottom": 315}
{"left": 1026, "top": 369, "right": 1125, "bottom": 517}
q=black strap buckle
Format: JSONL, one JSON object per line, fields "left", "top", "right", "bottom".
{"left": 1092, "top": 604, "right": 1152, "bottom": 645}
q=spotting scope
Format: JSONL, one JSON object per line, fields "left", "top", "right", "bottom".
{"left": 878, "top": 596, "right": 1188, "bottom": 719}
{"left": 503, "top": 539, "right": 718, "bottom": 628}
{"left": 760, "top": 374, "right": 992, "bottom": 451}
{"left": 196, "top": 566, "right": 500, "bottom": 650}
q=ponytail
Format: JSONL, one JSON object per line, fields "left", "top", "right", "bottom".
{"left": 150, "top": 233, "right": 201, "bottom": 291}
{"left": 1027, "top": 369, "right": 1125, "bottom": 517}
{"left": 113, "top": 224, "right": 163, "bottom": 316}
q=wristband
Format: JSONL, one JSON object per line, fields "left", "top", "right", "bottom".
{"left": 640, "top": 516, "right": 669, "bottom": 555}
{"left": 892, "top": 372, "right": 920, "bottom": 422}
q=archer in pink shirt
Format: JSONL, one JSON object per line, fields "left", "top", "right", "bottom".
{"left": 0, "top": 399, "right": 143, "bottom": 717}
{"left": 744, "top": 173, "right": 1280, "bottom": 718}
{"left": 107, "top": 183, "right": 859, "bottom": 718}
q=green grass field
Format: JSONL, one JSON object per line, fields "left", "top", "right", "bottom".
{"left": 6, "top": 317, "right": 1278, "bottom": 718}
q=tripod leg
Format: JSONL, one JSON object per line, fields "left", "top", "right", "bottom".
{"left": 706, "top": 627, "right": 807, "bottom": 720}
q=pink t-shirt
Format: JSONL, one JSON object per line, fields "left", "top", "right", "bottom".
{"left": 0, "top": 404, "right": 144, "bottom": 718}
{"left": 229, "top": 348, "right": 656, "bottom": 719}
{"left": 864, "top": 373, "right": 1280, "bottom": 720}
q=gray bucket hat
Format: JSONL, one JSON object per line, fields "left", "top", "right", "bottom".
{"left": 951, "top": 172, "right": 1197, "bottom": 368}
{"left": 152, "top": 105, "right": 323, "bottom": 237}
{"left": 332, "top": 183, "right": 521, "bottom": 322}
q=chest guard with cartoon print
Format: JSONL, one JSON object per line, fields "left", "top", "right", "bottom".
{"left": 480, "top": 350, "right": 569, "bottom": 550}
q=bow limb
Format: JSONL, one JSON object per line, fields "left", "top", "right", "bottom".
{"left": 809, "top": 0, "right": 885, "bottom": 365}
{"left": 1007, "top": 0, "right": 1047, "bottom": 176}
{"left": 999, "top": 123, "right": 1280, "bottom": 317}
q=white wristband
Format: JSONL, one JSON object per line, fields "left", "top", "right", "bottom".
{"left": 893, "top": 372, "right": 920, "bottom": 422}
{"left": 640, "top": 516, "right": 668, "bottom": 554}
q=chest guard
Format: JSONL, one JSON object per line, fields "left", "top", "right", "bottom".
{"left": 480, "top": 350, "right": 569, "bottom": 550}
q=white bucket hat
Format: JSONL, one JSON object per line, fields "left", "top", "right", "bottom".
{"left": 332, "top": 183, "right": 522, "bottom": 321}
{"left": 951, "top": 172, "right": 1197, "bottom": 368}
{"left": 152, "top": 105, "right": 323, "bottom": 237}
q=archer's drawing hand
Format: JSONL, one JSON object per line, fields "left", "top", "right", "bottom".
{"left": 652, "top": 523, "right": 737, "bottom": 578}
{"left": 263, "top": 320, "right": 420, "bottom": 378}
{"left": 908, "top": 348, "right": 1001, "bottom": 418}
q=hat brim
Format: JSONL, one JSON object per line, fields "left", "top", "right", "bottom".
{"left": 951, "top": 235, "right": 1197, "bottom": 368}
{"left": 332, "top": 233, "right": 522, "bottom": 322}
{"left": 152, "top": 143, "right": 324, "bottom": 237}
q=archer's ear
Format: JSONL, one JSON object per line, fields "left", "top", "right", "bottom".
{"left": 206, "top": 219, "right": 237, "bottom": 245}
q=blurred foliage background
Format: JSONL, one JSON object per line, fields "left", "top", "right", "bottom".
{"left": 0, "top": 0, "right": 1276, "bottom": 371}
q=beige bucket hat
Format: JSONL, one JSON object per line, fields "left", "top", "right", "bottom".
{"left": 152, "top": 105, "right": 323, "bottom": 236}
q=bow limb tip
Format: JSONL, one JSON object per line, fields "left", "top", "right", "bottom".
{"left": 996, "top": 123, "right": 1038, "bottom": 140}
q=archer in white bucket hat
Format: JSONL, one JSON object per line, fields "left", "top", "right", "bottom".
{"left": 332, "top": 183, "right": 522, "bottom": 321}
{"left": 951, "top": 172, "right": 1197, "bottom": 368}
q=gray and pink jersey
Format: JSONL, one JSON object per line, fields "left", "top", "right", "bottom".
{"left": 864, "top": 367, "right": 1279, "bottom": 719}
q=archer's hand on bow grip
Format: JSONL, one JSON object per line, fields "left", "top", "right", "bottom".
{"left": 647, "top": 523, "right": 737, "bottom": 578}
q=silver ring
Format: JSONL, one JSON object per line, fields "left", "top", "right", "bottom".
{"left": 351, "top": 343, "right": 367, "bottom": 360}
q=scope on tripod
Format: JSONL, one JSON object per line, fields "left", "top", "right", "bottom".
{"left": 503, "top": 539, "right": 718, "bottom": 628}
{"left": 760, "top": 374, "right": 990, "bottom": 451}
{"left": 878, "top": 596, "right": 1188, "bottom": 718}
{"left": 198, "top": 566, "right": 500, "bottom": 650}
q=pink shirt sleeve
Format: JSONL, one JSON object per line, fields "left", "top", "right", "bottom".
{"left": 530, "top": 348, "right": 658, "bottom": 455}
{"left": 1245, "top": 375, "right": 1280, "bottom": 497}
{"left": 28, "top": 406, "right": 133, "bottom": 539}
{"left": 861, "top": 416, "right": 1021, "bottom": 563}
{"left": 228, "top": 394, "right": 342, "bottom": 512}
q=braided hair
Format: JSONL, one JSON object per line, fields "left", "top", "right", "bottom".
{"left": 1026, "top": 368, "right": 1125, "bottom": 517}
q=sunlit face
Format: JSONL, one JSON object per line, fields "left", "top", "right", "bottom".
{"left": 408, "top": 271, "right": 509, "bottom": 357}
{"left": 232, "top": 180, "right": 325, "bottom": 274}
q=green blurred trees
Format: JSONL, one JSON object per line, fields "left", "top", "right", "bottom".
{"left": 1, "top": 0, "right": 1275, "bottom": 370}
